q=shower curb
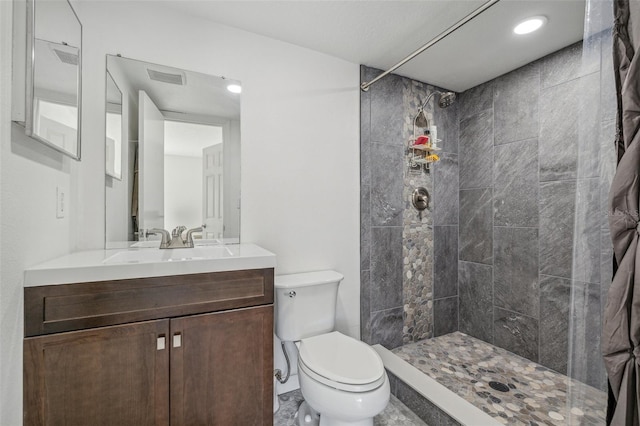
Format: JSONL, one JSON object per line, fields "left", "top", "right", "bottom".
{"left": 373, "top": 345, "right": 501, "bottom": 426}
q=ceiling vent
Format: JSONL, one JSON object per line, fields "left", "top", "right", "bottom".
{"left": 147, "top": 69, "right": 186, "bottom": 85}
{"left": 53, "top": 48, "right": 78, "bottom": 66}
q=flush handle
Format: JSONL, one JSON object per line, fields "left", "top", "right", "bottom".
{"left": 287, "top": 291, "right": 296, "bottom": 298}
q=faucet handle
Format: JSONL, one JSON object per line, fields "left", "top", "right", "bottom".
{"left": 172, "top": 226, "right": 187, "bottom": 239}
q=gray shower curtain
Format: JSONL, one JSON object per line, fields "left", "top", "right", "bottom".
{"left": 603, "top": 1, "right": 640, "bottom": 425}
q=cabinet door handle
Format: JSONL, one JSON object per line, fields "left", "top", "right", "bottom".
{"left": 157, "top": 335, "right": 166, "bottom": 351}
{"left": 173, "top": 333, "right": 182, "bottom": 348}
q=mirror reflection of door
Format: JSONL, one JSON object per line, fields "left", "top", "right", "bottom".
{"left": 105, "top": 71, "right": 122, "bottom": 179}
{"left": 138, "top": 90, "right": 165, "bottom": 232}
{"left": 203, "top": 144, "right": 223, "bottom": 239}
{"left": 164, "top": 120, "right": 223, "bottom": 236}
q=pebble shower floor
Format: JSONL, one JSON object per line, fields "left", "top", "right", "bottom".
{"left": 393, "top": 332, "right": 606, "bottom": 425}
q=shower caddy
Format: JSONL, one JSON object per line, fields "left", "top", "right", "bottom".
{"left": 408, "top": 117, "right": 441, "bottom": 172}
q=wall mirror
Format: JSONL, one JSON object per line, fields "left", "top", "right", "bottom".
{"left": 104, "top": 55, "right": 241, "bottom": 248}
{"left": 105, "top": 72, "right": 123, "bottom": 179}
{"left": 25, "top": 0, "right": 82, "bottom": 159}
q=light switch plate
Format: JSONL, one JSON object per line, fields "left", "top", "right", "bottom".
{"left": 56, "top": 186, "right": 65, "bottom": 218}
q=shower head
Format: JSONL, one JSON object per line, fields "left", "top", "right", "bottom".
{"left": 438, "top": 91, "right": 456, "bottom": 108}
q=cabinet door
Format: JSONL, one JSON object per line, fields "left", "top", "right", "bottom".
{"left": 170, "top": 305, "right": 273, "bottom": 426}
{"left": 24, "top": 320, "right": 170, "bottom": 426}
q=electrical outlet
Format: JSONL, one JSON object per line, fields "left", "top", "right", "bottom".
{"left": 56, "top": 186, "right": 65, "bottom": 218}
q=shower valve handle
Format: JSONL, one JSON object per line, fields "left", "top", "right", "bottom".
{"left": 412, "top": 187, "right": 430, "bottom": 211}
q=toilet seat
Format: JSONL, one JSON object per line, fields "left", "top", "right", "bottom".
{"left": 298, "top": 331, "right": 386, "bottom": 393}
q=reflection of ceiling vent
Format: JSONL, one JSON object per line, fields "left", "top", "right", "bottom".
{"left": 147, "top": 69, "right": 186, "bottom": 85}
{"left": 53, "top": 48, "right": 78, "bottom": 66}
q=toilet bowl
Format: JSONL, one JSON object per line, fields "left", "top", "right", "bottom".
{"left": 274, "top": 271, "right": 390, "bottom": 426}
{"left": 297, "top": 331, "right": 390, "bottom": 426}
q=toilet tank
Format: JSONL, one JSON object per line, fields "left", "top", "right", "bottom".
{"left": 274, "top": 270, "right": 344, "bottom": 342}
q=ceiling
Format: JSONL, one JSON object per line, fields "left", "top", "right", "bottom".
{"left": 108, "top": 55, "right": 241, "bottom": 119}
{"left": 163, "top": 0, "right": 586, "bottom": 92}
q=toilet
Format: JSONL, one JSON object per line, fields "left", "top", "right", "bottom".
{"left": 275, "top": 270, "right": 390, "bottom": 426}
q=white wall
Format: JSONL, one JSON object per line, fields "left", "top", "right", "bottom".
{"left": 73, "top": 1, "right": 361, "bottom": 335}
{"left": 2, "top": 2, "right": 77, "bottom": 425}
{"left": 1, "top": 2, "right": 360, "bottom": 421}
{"left": 1, "top": 4, "right": 13, "bottom": 424}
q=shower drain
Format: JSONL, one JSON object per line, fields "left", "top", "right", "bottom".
{"left": 489, "top": 381, "right": 510, "bottom": 392}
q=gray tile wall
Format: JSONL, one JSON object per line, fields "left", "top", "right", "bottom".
{"left": 360, "top": 66, "right": 460, "bottom": 348}
{"left": 456, "top": 39, "right": 613, "bottom": 390}
{"left": 432, "top": 102, "right": 460, "bottom": 338}
{"left": 361, "top": 66, "right": 405, "bottom": 349}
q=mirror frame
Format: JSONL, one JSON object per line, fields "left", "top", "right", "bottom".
{"left": 25, "top": 0, "right": 83, "bottom": 160}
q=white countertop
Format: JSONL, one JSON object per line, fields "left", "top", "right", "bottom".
{"left": 24, "top": 244, "right": 276, "bottom": 287}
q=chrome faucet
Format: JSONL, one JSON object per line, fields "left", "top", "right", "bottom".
{"left": 146, "top": 228, "right": 171, "bottom": 248}
{"left": 147, "top": 225, "right": 205, "bottom": 249}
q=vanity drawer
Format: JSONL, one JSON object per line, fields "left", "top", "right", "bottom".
{"left": 25, "top": 268, "right": 274, "bottom": 337}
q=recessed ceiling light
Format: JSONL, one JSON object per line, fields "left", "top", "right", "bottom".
{"left": 513, "top": 16, "right": 548, "bottom": 35}
{"left": 227, "top": 84, "right": 242, "bottom": 94}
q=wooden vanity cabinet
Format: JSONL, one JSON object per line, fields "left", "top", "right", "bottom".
{"left": 24, "top": 319, "right": 170, "bottom": 426}
{"left": 24, "top": 268, "right": 274, "bottom": 426}
{"left": 170, "top": 306, "right": 272, "bottom": 425}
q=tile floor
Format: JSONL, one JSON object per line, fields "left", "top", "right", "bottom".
{"left": 273, "top": 389, "right": 428, "bottom": 426}
{"left": 393, "top": 332, "right": 606, "bottom": 425}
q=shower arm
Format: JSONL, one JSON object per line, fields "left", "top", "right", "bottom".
{"left": 413, "top": 91, "right": 438, "bottom": 130}
{"left": 360, "top": 0, "right": 501, "bottom": 92}
{"left": 419, "top": 92, "right": 438, "bottom": 112}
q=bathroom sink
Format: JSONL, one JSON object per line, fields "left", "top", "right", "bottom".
{"left": 24, "top": 244, "right": 275, "bottom": 287}
{"left": 103, "top": 246, "right": 234, "bottom": 264}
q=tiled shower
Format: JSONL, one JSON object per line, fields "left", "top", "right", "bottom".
{"left": 360, "top": 66, "right": 459, "bottom": 348}
{"left": 361, "top": 34, "right": 615, "bottom": 392}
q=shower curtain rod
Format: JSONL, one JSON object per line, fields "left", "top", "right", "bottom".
{"left": 360, "top": 0, "right": 501, "bottom": 92}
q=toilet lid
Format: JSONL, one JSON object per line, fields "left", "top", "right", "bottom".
{"left": 298, "top": 332, "right": 385, "bottom": 391}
